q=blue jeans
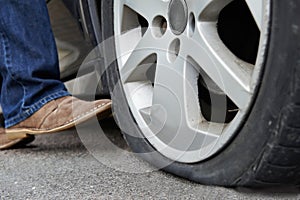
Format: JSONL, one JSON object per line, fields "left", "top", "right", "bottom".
{"left": 0, "top": 0, "right": 70, "bottom": 128}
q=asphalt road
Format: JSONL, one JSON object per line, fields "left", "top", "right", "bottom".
{"left": 0, "top": 118, "right": 299, "bottom": 199}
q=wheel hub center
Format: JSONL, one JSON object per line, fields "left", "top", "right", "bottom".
{"left": 168, "top": 0, "right": 188, "bottom": 35}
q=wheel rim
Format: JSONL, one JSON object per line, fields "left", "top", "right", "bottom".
{"left": 113, "top": 0, "right": 270, "bottom": 163}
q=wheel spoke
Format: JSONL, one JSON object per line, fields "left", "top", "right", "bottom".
{"left": 149, "top": 54, "right": 218, "bottom": 152}
{"left": 187, "top": 0, "right": 232, "bottom": 21}
{"left": 152, "top": 55, "right": 186, "bottom": 125}
{"left": 189, "top": 0, "right": 263, "bottom": 30}
{"left": 119, "top": 28, "right": 174, "bottom": 82}
{"left": 245, "top": 0, "right": 263, "bottom": 30}
{"left": 182, "top": 24, "right": 253, "bottom": 109}
{"left": 123, "top": 0, "right": 169, "bottom": 22}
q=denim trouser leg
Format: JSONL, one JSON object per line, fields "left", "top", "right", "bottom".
{"left": 0, "top": 0, "right": 70, "bottom": 128}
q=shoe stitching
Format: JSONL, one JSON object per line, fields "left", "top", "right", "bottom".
{"left": 62, "top": 102, "right": 109, "bottom": 125}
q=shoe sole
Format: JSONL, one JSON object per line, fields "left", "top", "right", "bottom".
{"left": 6, "top": 101, "right": 112, "bottom": 140}
{"left": 0, "top": 134, "right": 35, "bottom": 150}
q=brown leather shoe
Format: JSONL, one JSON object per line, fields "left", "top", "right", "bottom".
{"left": 6, "top": 96, "right": 112, "bottom": 138}
{"left": 0, "top": 128, "right": 35, "bottom": 150}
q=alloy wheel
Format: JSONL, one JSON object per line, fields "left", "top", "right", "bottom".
{"left": 113, "top": 0, "right": 270, "bottom": 163}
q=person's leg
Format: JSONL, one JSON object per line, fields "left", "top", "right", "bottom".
{"left": 0, "top": 70, "right": 35, "bottom": 150}
{"left": 0, "top": 0, "right": 70, "bottom": 128}
{"left": 0, "top": 1, "right": 112, "bottom": 149}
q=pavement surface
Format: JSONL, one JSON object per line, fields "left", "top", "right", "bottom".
{"left": 1, "top": 118, "right": 300, "bottom": 199}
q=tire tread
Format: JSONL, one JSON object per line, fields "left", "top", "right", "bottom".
{"left": 241, "top": 84, "right": 300, "bottom": 186}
